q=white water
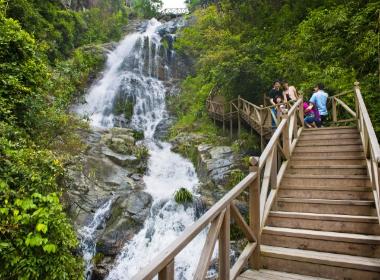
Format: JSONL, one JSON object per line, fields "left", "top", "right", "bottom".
{"left": 76, "top": 19, "right": 210, "bottom": 279}
{"left": 79, "top": 198, "right": 114, "bottom": 279}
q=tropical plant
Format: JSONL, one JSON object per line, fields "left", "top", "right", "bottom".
{"left": 174, "top": 188, "right": 193, "bottom": 204}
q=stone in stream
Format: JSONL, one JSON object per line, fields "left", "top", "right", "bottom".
{"left": 95, "top": 192, "right": 152, "bottom": 256}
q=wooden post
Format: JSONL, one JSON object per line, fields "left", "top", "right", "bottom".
{"left": 238, "top": 96, "right": 241, "bottom": 137}
{"left": 260, "top": 107, "right": 265, "bottom": 152}
{"left": 230, "top": 103, "right": 233, "bottom": 139}
{"left": 332, "top": 97, "right": 337, "bottom": 122}
{"left": 282, "top": 112, "right": 290, "bottom": 159}
{"left": 158, "top": 260, "right": 174, "bottom": 280}
{"left": 223, "top": 115, "right": 226, "bottom": 134}
{"left": 219, "top": 206, "right": 230, "bottom": 280}
{"left": 249, "top": 157, "right": 261, "bottom": 270}
{"left": 299, "top": 95, "right": 304, "bottom": 127}
{"left": 270, "top": 145, "right": 278, "bottom": 189}
{"left": 354, "top": 81, "right": 360, "bottom": 126}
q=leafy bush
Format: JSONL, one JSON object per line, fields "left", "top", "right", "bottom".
{"left": 0, "top": 124, "right": 83, "bottom": 280}
{"left": 174, "top": 188, "right": 193, "bottom": 204}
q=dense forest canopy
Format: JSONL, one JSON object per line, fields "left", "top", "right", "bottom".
{"left": 173, "top": 0, "right": 380, "bottom": 137}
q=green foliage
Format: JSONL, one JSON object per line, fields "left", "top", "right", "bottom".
{"left": 227, "top": 169, "right": 246, "bottom": 189}
{"left": 0, "top": 13, "right": 48, "bottom": 127}
{"left": 174, "top": 188, "right": 194, "bottom": 204}
{"left": 0, "top": 0, "right": 130, "bottom": 278}
{"left": 114, "top": 98, "right": 135, "bottom": 120}
{"left": 0, "top": 124, "right": 83, "bottom": 279}
{"left": 5, "top": 0, "right": 129, "bottom": 61}
{"left": 132, "top": 0, "right": 162, "bottom": 18}
{"left": 175, "top": 1, "right": 380, "bottom": 135}
{"left": 93, "top": 253, "right": 104, "bottom": 265}
{"left": 168, "top": 75, "right": 221, "bottom": 139}
{"left": 133, "top": 130, "right": 145, "bottom": 141}
{"left": 134, "top": 146, "right": 149, "bottom": 161}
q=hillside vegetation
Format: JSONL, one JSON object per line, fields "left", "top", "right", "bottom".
{"left": 0, "top": 0, "right": 129, "bottom": 278}
{"left": 173, "top": 0, "right": 380, "bottom": 137}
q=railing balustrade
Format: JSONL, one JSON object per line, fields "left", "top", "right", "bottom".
{"left": 160, "top": 8, "right": 189, "bottom": 15}
{"left": 331, "top": 83, "right": 380, "bottom": 223}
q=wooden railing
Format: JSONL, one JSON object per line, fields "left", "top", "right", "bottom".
{"left": 132, "top": 98, "right": 305, "bottom": 280}
{"left": 160, "top": 8, "right": 189, "bottom": 15}
{"left": 332, "top": 83, "right": 380, "bottom": 222}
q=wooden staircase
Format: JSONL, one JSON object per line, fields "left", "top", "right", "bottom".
{"left": 261, "top": 126, "right": 380, "bottom": 279}
{"left": 134, "top": 83, "right": 380, "bottom": 280}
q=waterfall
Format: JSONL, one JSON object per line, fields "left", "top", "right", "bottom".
{"left": 76, "top": 19, "right": 211, "bottom": 279}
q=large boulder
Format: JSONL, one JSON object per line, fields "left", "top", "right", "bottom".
{"left": 96, "top": 192, "right": 152, "bottom": 256}
{"left": 198, "top": 145, "right": 240, "bottom": 185}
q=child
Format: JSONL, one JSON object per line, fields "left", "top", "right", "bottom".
{"left": 303, "top": 101, "right": 320, "bottom": 128}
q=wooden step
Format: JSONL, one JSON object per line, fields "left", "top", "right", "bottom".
{"left": 291, "top": 158, "right": 366, "bottom": 167}
{"left": 302, "top": 127, "right": 358, "bottom": 135}
{"left": 282, "top": 175, "right": 371, "bottom": 188}
{"left": 297, "top": 138, "right": 362, "bottom": 147}
{"left": 267, "top": 211, "right": 380, "bottom": 235}
{"left": 295, "top": 144, "right": 363, "bottom": 153}
{"left": 238, "top": 269, "right": 329, "bottom": 280}
{"left": 292, "top": 149, "right": 365, "bottom": 160}
{"left": 262, "top": 226, "right": 380, "bottom": 257}
{"left": 288, "top": 165, "right": 367, "bottom": 176}
{"left": 261, "top": 245, "right": 380, "bottom": 279}
{"left": 278, "top": 186, "right": 372, "bottom": 200}
{"left": 300, "top": 132, "right": 360, "bottom": 141}
{"left": 276, "top": 198, "right": 376, "bottom": 216}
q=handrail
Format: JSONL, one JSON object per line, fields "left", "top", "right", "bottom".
{"left": 353, "top": 82, "right": 380, "bottom": 224}
{"left": 132, "top": 171, "right": 259, "bottom": 279}
{"left": 134, "top": 98, "right": 305, "bottom": 279}
{"left": 330, "top": 82, "right": 380, "bottom": 224}
{"left": 354, "top": 84, "right": 380, "bottom": 162}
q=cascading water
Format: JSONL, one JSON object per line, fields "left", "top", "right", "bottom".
{"left": 76, "top": 19, "right": 211, "bottom": 279}
{"left": 79, "top": 198, "right": 114, "bottom": 279}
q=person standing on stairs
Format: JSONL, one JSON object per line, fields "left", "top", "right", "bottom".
{"left": 282, "top": 80, "right": 298, "bottom": 102}
{"left": 267, "top": 80, "right": 283, "bottom": 127}
{"left": 309, "top": 83, "right": 328, "bottom": 127}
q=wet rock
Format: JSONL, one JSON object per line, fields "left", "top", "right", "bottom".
{"left": 102, "top": 147, "right": 139, "bottom": 167}
{"left": 198, "top": 145, "right": 239, "bottom": 185}
{"left": 131, "top": 174, "right": 141, "bottom": 181}
{"left": 95, "top": 192, "right": 152, "bottom": 257}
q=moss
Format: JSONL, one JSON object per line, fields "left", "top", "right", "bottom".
{"left": 132, "top": 130, "right": 144, "bottom": 141}
{"left": 134, "top": 146, "right": 149, "bottom": 161}
{"left": 124, "top": 100, "right": 134, "bottom": 119}
{"left": 113, "top": 98, "right": 134, "bottom": 120}
{"left": 92, "top": 253, "right": 104, "bottom": 265}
